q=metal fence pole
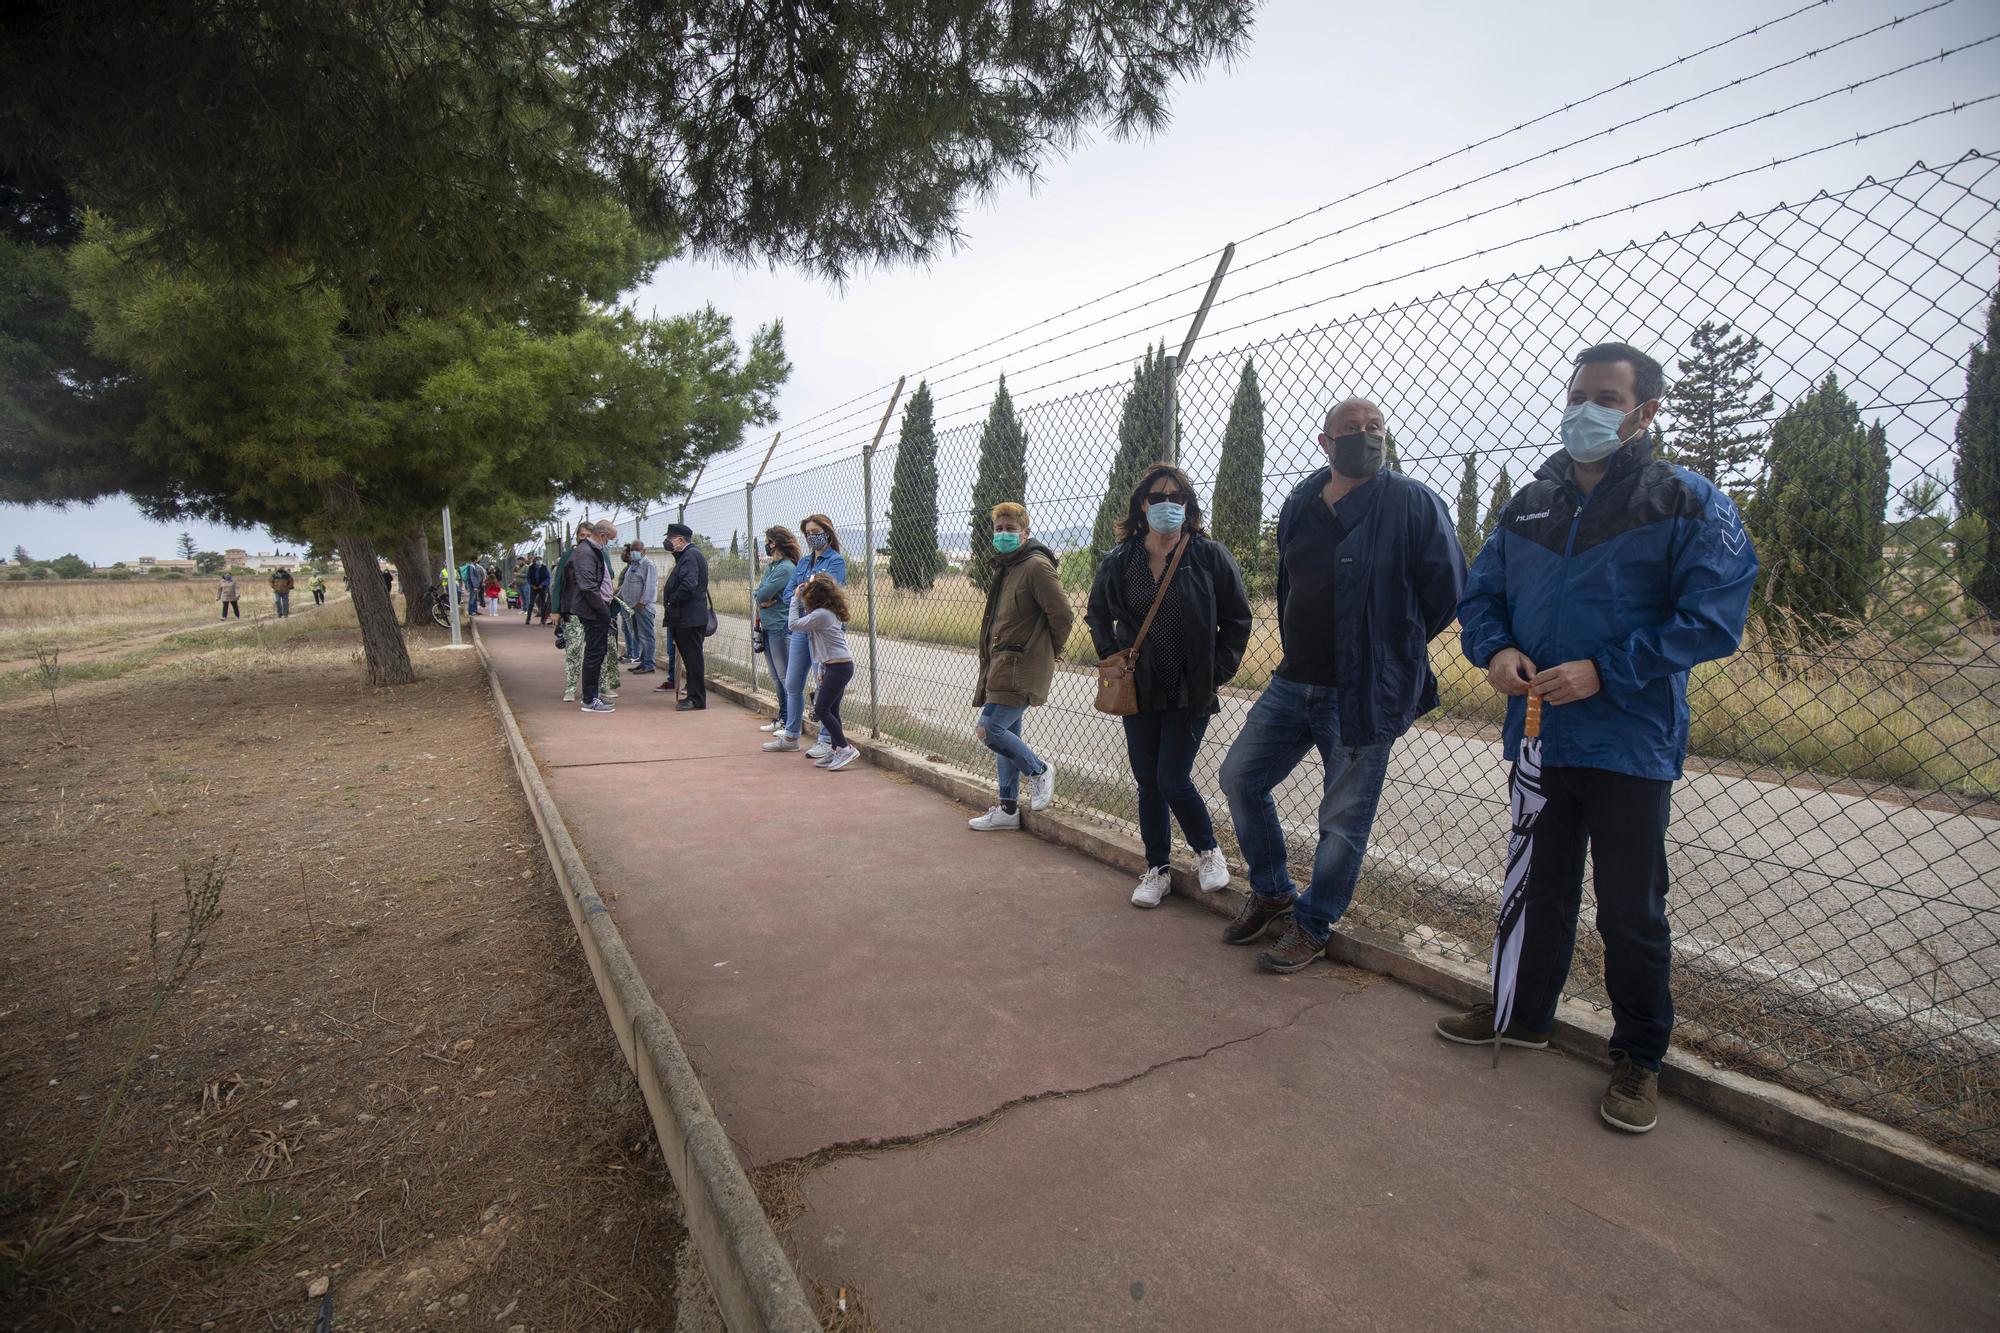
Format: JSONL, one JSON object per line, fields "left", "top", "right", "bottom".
{"left": 441, "top": 505, "right": 462, "bottom": 646}
{"left": 745, "top": 481, "right": 758, "bottom": 693}
{"left": 1162, "top": 354, "right": 1178, "bottom": 465}
{"left": 861, "top": 376, "right": 907, "bottom": 737}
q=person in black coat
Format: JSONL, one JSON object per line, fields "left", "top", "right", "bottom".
{"left": 659, "top": 523, "right": 711, "bottom": 710}
{"left": 562, "top": 520, "right": 618, "bottom": 712}
{"left": 1086, "top": 462, "right": 1254, "bottom": 909}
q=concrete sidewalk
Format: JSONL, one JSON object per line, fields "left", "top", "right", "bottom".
{"left": 480, "top": 624, "right": 1999, "bottom": 1331}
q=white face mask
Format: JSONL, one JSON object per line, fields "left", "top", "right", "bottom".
{"left": 1560, "top": 401, "right": 1635, "bottom": 463}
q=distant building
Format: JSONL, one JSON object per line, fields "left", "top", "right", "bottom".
{"left": 134, "top": 555, "right": 198, "bottom": 573}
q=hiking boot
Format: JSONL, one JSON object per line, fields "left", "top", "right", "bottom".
{"left": 1196, "top": 847, "right": 1230, "bottom": 892}
{"left": 968, "top": 805, "right": 1021, "bottom": 832}
{"left": 1223, "top": 891, "right": 1292, "bottom": 946}
{"left": 1130, "top": 866, "right": 1171, "bottom": 909}
{"left": 1601, "top": 1053, "right": 1660, "bottom": 1134}
{"left": 1433, "top": 1004, "right": 1552, "bottom": 1050}
{"left": 1256, "top": 921, "right": 1327, "bottom": 974}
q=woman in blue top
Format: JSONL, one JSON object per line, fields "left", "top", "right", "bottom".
{"left": 754, "top": 526, "right": 801, "bottom": 737}
{"left": 762, "top": 514, "right": 847, "bottom": 754}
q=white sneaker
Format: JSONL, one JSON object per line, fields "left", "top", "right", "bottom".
{"left": 1027, "top": 761, "right": 1056, "bottom": 811}
{"left": 1196, "top": 848, "right": 1230, "bottom": 892}
{"left": 759, "top": 721, "right": 779, "bottom": 733}
{"left": 967, "top": 805, "right": 1021, "bottom": 832}
{"left": 762, "top": 734, "right": 799, "bottom": 752}
{"left": 813, "top": 750, "right": 836, "bottom": 768}
{"left": 827, "top": 745, "right": 860, "bottom": 771}
{"left": 1131, "top": 866, "right": 1171, "bottom": 908}
{"left": 562, "top": 689, "right": 576, "bottom": 703}
{"left": 806, "top": 739, "right": 832, "bottom": 760}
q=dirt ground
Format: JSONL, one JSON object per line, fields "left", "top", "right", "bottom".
{"left": 0, "top": 624, "right": 685, "bottom": 1330}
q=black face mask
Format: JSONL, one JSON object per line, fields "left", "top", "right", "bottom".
{"left": 1328, "top": 431, "right": 1387, "bottom": 479}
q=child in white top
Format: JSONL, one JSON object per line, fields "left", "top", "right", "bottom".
{"left": 789, "top": 574, "right": 859, "bottom": 771}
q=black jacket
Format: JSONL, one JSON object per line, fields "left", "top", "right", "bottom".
{"left": 561, "top": 540, "right": 613, "bottom": 620}
{"left": 1085, "top": 533, "right": 1253, "bottom": 715}
{"left": 660, "top": 545, "right": 711, "bottom": 629}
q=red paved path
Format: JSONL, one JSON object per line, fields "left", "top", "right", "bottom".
{"left": 481, "top": 624, "right": 1999, "bottom": 1331}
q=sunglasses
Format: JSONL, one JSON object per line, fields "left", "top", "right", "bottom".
{"left": 1144, "top": 489, "right": 1193, "bottom": 506}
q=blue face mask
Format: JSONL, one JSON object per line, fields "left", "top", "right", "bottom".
{"left": 992, "top": 531, "right": 1023, "bottom": 553}
{"left": 1147, "top": 502, "right": 1187, "bottom": 533}
{"left": 1561, "top": 401, "right": 1635, "bottom": 463}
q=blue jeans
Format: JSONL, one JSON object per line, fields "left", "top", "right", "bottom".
{"left": 273, "top": 592, "right": 290, "bottom": 617}
{"left": 1123, "top": 708, "right": 1217, "bottom": 869}
{"left": 976, "top": 702, "right": 1046, "bottom": 802}
{"left": 1220, "top": 675, "right": 1393, "bottom": 943}
{"left": 764, "top": 630, "right": 793, "bottom": 729}
{"left": 783, "top": 630, "right": 814, "bottom": 738}
{"left": 630, "top": 605, "right": 656, "bottom": 670}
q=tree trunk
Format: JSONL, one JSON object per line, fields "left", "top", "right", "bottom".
{"left": 392, "top": 525, "right": 434, "bottom": 628}
{"left": 336, "top": 533, "right": 416, "bottom": 686}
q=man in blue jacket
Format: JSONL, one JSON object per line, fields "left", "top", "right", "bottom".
{"left": 1441, "top": 342, "right": 1757, "bottom": 1135}
{"left": 1220, "top": 396, "right": 1466, "bottom": 974}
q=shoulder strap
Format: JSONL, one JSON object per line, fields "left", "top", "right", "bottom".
{"left": 1127, "top": 535, "right": 1190, "bottom": 659}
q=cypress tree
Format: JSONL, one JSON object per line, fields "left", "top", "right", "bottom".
{"left": 1384, "top": 429, "right": 1401, "bottom": 474}
{"left": 969, "top": 375, "right": 1028, "bottom": 591}
{"left": 1455, "top": 448, "right": 1481, "bottom": 555}
{"left": 1480, "top": 465, "right": 1513, "bottom": 547}
{"left": 1088, "top": 344, "right": 1172, "bottom": 570}
{"left": 887, "top": 380, "right": 941, "bottom": 592}
{"left": 1210, "top": 358, "right": 1264, "bottom": 561}
{"left": 1954, "top": 278, "right": 2000, "bottom": 620}
{"left": 729, "top": 530, "right": 739, "bottom": 560}
{"left": 1662, "top": 319, "right": 1774, "bottom": 494}
{"left": 1752, "top": 373, "right": 1878, "bottom": 643}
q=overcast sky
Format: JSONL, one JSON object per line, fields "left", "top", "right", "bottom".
{"left": 8, "top": 0, "right": 1997, "bottom": 562}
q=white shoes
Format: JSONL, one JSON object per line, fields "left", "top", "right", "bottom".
{"left": 762, "top": 734, "right": 799, "bottom": 752}
{"left": 759, "top": 721, "right": 780, "bottom": 733}
{"left": 1131, "top": 866, "right": 1171, "bottom": 908}
{"left": 968, "top": 805, "right": 1021, "bottom": 832}
{"left": 1027, "top": 761, "right": 1056, "bottom": 811}
{"left": 806, "top": 738, "right": 833, "bottom": 761}
{"left": 1197, "top": 847, "right": 1230, "bottom": 892}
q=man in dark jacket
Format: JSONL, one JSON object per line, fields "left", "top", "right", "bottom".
{"left": 1439, "top": 343, "right": 1757, "bottom": 1135}
{"left": 562, "top": 521, "right": 617, "bottom": 713}
{"left": 524, "top": 556, "right": 551, "bottom": 624}
{"left": 1219, "top": 396, "right": 1466, "bottom": 974}
{"left": 659, "top": 523, "right": 710, "bottom": 710}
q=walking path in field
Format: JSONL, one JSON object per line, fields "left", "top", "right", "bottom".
{"left": 480, "top": 623, "right": 1999, "bottom": 1331}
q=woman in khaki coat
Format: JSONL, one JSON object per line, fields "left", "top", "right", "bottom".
{"left": 968, "top": 501, "right": 1076, "bottom": 832}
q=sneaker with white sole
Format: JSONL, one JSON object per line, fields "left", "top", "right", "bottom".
{"left": 580, "top": 698, "right": 615, "bottom": 713}
{"left": 826, "top": 745, "right": 860, "bottom": 771}
{"left": 968, "top": 805, "right": 1021, "bottom": 831}
{"left": 813, "top": 750, "right": 836, "bottom": 768}
{"left": 1196, "top": 847, "right": 1230, "bottom": 892}
{"left": 562, "top": 689, "right": 577, "bottom": 703}
{"left": 806, "top": 739, "right": 833, "bottom": 761}
{"left": 1131, "top": 866, "right": 1171, "bottom": 908}
{"left": 759, "top": 721, "right": 780, "bottom": 733}
{"left": 761, "top": 734, "right": 799, "bottom": 752}
{"left": 1026, "top": 761, "right": 1056, "bottom": 811}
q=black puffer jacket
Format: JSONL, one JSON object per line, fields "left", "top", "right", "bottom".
{"left": 1085, "top": 533, "right": 1253, "bottom": 715}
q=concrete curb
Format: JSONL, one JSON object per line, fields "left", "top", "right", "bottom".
{"left": 475, "top": 634, "right": 821, "bottom": 1332}
{"left": 709, "top": 674, "right": 2000, "bottom": 1237}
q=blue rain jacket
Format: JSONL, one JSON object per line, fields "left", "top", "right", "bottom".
{"left": 1458, "top": 438, "right": 1759, "bottom": 781}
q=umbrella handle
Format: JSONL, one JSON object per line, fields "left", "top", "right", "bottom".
{"left": 1525, "top": 693, "right": 1542, "bottom": 740}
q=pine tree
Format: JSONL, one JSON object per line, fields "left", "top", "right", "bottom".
{"left": 1384, "top": 429, "right": 1401, "bottom": 474}
{"left": 176, "top": 530, "right": 196, "bottom": 560}
{"left": 1752, "top": 374, "right": 1882, "bottom": 644}
{"left": 1455, "top": 449, "right": 1481, "bottom": 556}
{"left": 1210, "top": 358, "right": 1264, "bottom": 562}
{"left": 1954, "top": 277, "right": 2000, "bottom": 621}
{"left": 969, "top": 375, "right": 1028, "bottom": 591}
{"left": 1662, "top": 319, "right": 1774, "bottom": 494}
{"left": 1087, "top": 344, "right": 1173, "bottom": 570}
{"left": 888, "top": 381, "right": 941, "bottom": 592}
{"left": 1480, "top": 465, "right": 1513, "bottom": 547}
{"left": 729, "top": 530, "right": 739, "bottom": 560}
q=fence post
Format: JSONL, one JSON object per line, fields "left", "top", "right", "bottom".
{"left": 1163, "top": 242, "right": 1234, "bottom": 468}
{"left": 745, "top": 481, "right": 757, "bottom": 692}
{"left": 861, "top": 376, "right": 908, "bottom": 738}
{"left": 1162, "top": 354, "right": 1178, "bottom": 466}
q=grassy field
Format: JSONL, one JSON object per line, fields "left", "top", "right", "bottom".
{"left": 717, "top": 563, "right": 2000, "bottom": 800}
{"left": 0, "top": 578, "right": 280, "bottom": 659}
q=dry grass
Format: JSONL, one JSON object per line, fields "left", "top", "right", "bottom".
{"left": 0, "top": 579, "right": 261, "bottom": 658}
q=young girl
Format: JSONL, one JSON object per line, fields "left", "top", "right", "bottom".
{"left": 789, "top": 573, "right": 859, "bottom": 772}
{"left": 483, "top": 569, "right": 503, "bottom": 615}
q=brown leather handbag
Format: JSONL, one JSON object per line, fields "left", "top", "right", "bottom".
{"left": 1094, "top": 535, "right": 1190, "bottom": 716}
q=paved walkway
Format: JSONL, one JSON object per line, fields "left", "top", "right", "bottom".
{"left": 480, "top": 624, "right": 2000, "bottom": 1331}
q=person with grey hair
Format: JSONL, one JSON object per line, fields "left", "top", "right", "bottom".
{"left": 1218, "top": 396, "right": 1466, "bottom": 973}
{"left": 616, "top": 541, "right": 661, "bottom": 673}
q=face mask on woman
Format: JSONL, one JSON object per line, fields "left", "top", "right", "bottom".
{"left": 992, "top": 531, "right": 1023, "bottom": 553}
{"left": 806, "top": 532, "right": 828, "bottom": 552}
{"left": 1147, "top": 502, "right": 1186, "bottom": 532}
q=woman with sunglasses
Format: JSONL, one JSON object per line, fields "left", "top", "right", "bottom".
{"left": 1086, "top": 463, "right": 1253, "bottom": 908}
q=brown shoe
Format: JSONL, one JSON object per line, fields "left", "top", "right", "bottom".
{"left": 1223, "top": 892, "right": 1292, "bottom": 946}
{"left": 1434, "top": 1003, "right": 1551, "bottom": 1049}
{"left": 1255, "top": 921, "right": 1327, "bottom": 974}
{"left": 1601, "top": 1052, "right": 1659, "bottom": 1133}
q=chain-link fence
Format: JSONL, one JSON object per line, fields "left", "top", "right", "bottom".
{"left": 625, "top": 153, "right": 2000, "bottom": 1165}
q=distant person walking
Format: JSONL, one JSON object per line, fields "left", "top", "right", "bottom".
{"left": 524, "top": 556, "right": 552, "bottom": 624}
{"left": 1085, "top": 464, "right": 1253, "bottom": 906}
{"left": 660, "top": 524, "right": 710, "bottom": 710}
{"left": 754, "top": 527, "right": 800, "bottom": 739}
{"left": 617, "top": 542, "right": 661, "bottom": 674}
{"left": 217, "top": 572, "right": 241, "bottom": 619}
{"left": 382, "top": 569, "right": 393, "bottom": 595}
{"left": 765, "top": 516, "right": 847, "bottom": 755}
{"left": 967, "top": 502, "right": 1074, "bottom": 832}
{"left": 563, "top": 521, "right": 618, "bottom": 714}
{"left": 309, "top": 572, "right": 326, "bottom": 606}
{"left": 790, "top": 574, "right": 860, "bottom": 771}
{"left": 269, "top": 566, "right": 295, "bottom": 618}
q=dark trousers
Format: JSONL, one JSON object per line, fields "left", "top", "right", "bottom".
{"left": 669, "top": 626, "right": 706, "bottom": 707}
{"left": 1122, "top": 707, "right": 1217, "bottom": 869}
{"left": 312, "top": 589, "right": 325, "bottom": 604}
{"left": 579, "top": 615, "right": 612, "bottom": 704}
{"left": 1512, "top": 765, "right": 1676, "bottom": 1068}
{"left": 815, "top": 660, "right": 854, "bottom": 748}
{"left": 220, "top": 601, "right": 240, "bottom": 619}
{"left": 526, "top": 587, "right": 550, "bottom": 623}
